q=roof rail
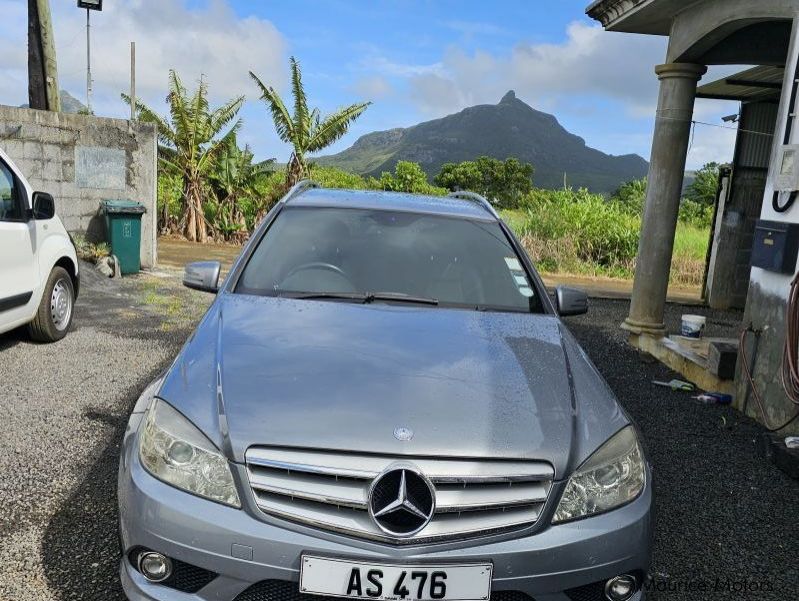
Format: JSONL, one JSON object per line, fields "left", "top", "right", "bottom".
{"left": 280, "top": 179, "right": 320, "bottom": 204}
{"left": 446, "top": 190, "right": 499, "bottom": 219}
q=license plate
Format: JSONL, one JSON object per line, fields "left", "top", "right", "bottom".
{"left": 300, "top": 555, "right": 493, "bottom": 601}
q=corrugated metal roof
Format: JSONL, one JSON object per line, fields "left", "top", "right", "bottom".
{"left": 696, "top": 66, "right": 784, "bottom": 103}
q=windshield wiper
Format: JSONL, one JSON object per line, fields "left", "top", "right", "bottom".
{"left": 366, "top": 292, "right": 439, "bottom": 306}
{"left": 279, "top": 291, "right": 438, "bottom": 306}
{"left": 280, "top": 291, "right": 370, "bottom": 302}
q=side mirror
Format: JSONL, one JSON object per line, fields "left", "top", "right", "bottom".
{"left": 32, "top": 191, "right": 55, "bottom": 220}
{"left": 183, "top": 261, "right": 221, "bottom": 293}
{"left": 556, "top": 286, "right": 588, "bottom": 316}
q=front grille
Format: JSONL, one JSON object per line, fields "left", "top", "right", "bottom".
{"left": 564, "top": 580, "right": 606, "bottom": 601}
{"left": 127, "top": 547, "right": 217, "bottom": 593}
{"left": 245, "top": 447, "right": 553, "bottom": 544}
{"left": 234, "top": 580, "right": 535, "bottom": 601}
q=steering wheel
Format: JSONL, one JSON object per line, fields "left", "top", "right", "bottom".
{"left": 284, "top": 262, "right": 347, "bottom": 280}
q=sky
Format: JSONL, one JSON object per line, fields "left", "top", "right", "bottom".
{"left": 0, "top": 0, "right": 742, "bottom": 171}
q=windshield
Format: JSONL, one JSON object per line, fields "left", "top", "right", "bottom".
{"left": 236, "top": 207, "right": 543, "bottom": 313}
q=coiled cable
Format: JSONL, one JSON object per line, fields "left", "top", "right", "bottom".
{"left": 740, "top": 271, "right": 799, "bottom": 431}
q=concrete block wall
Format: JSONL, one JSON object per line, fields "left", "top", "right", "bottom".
{"left": 0, "top": 105, "right": 157, "bottom": 268}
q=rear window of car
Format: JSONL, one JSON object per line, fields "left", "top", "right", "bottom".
{"left": 235, "top": 206, "right": 543, "bottom": 313}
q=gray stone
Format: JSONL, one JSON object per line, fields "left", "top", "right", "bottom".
{"left": 0, "top": 105, "right": 157, "bottom": 268}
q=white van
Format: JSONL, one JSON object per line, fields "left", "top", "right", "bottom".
{"left": 0, "top": 147, "right": 78, "bottom": 342}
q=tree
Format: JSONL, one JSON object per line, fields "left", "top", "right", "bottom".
{"left": 434, "top": 156, "right": 533, "bottom": 209}
{"left": 209, "top": 136, "right": 274, "bottom": 241}
{"left": 685, "top": 162, "right": 720, "bottom": 206}
{"left": 250, "top": 57, "right": 371, "bottom": 188}
{"left": 378, "top": 161, "right": 430, "bottom": 193}
{"left": 124, "top": 70, "right": 244, "bottom": 242}
{"left": 612, "top": 177, "right": 647, "bottom": 215}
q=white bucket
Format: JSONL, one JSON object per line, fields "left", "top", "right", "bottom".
{"left": 681, "top": 314, "right": 706, "bottom": 338}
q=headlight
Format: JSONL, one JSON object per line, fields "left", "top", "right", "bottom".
{"left": 553, "top": 426, "right": 645, "bottom": 523}
{"left": 138, "top": 399, "right": 241, "bottom": 507}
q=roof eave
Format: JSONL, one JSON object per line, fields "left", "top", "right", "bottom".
{"left": 586, "top": 0, "right": 671, "bottom": 35}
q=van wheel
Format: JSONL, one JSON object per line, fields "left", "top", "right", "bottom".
{"left": 28, "top": 266, "right": 75, "bottom": 342}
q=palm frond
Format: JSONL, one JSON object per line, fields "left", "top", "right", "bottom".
{"left": 198, "top": 118, "right": 242, "bottom": 174}
{"left": 289, "top": 57, "right": 309, "bottom": 150}
{"left": 121, "top": 93, "right": 176, "bottom": 147}
{"left": 250, "top": 71, "right": 295, "bottom": 144}
{"left": 306, "top": 102, "right": 371, "bottom": 153}
{"left": 210, "top": 96, "right": 245, "bottom": 137}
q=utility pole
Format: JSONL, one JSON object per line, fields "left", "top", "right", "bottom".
{"left": 86, "top": 8, "right": 92, "bottom": 113}
{"left": 77, "top": 0, "right": 103, "bottom": 113}
{"left": 28, "top": 0, "right": 61, "bottom": 111}
{"left": 130, "top": 42, "right": 136, "bottom": 121}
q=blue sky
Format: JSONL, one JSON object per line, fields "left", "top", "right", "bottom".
{"left": 0, "top": 0, "right": 740, "bottom": 171}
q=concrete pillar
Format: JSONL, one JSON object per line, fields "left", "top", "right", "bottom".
{"left": 622, "top": 63, "right": 707, "bottom": 337}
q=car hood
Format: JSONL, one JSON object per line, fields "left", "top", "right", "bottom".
{"left": 159, "top": 293, "right": 628, "bottom": 479}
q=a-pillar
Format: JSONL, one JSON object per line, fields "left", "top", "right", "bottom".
{"left": 622, "top": 63, "right": 707, "bottom": 338}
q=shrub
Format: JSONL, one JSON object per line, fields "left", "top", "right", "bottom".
{"left": 377, "top": 161, "right": 446, "bottom": 195}
{"left": 156, "top": 172, "right": 183, "bottom": 232}
{"left": 515, "top": 187, "right": 640, "bottom": 272}
{"left": 434, "top": 156, "right": 533, "bottom": 209}
{"left": 611, "top": 177, "right": 647, "bottom": 216}
{"left": 678, "top": 199, "right": 714, "bottom": 228}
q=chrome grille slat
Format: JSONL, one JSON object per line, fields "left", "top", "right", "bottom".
{"left": 248, "top": 468, "right": 369, "bottom": 509}
{"left": 245, "top": 447, "right": 553, "bottom": 544}
{"left": 435, "top": 482, "right": 550, "bottom": 512}
{"left": 246, "top": 447, "right": 553, "bottom": 482}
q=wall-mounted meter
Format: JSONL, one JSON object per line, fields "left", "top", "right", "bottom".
{"left": 773, "top": 145, "right": 799, "bottom": 212}
{"left": 777, "top": 145, "right": 799, "bottom": 190}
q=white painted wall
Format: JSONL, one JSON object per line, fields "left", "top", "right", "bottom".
{"left": 752, "top": 15, "right": 799, "bottom": 298}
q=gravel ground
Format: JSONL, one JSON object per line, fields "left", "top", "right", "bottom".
{"left": 0, "top": 275, "right": 796, "bottom": 600}
{"left": 0, "top": 263, "right": 210, "bottom": 601}
{"left": 565, "top": 300, "right": 799, "bottom": 600}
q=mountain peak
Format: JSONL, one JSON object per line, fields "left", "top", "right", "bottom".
{"left": 499, "top": 90, "right": 517, "bottom": 104}
{"left": 317, "top": 92, "right": 649, "bottom": 193}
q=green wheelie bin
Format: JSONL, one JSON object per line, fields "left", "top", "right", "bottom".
{"left": 101, "top": 200, "right": 146, "bottom": 275}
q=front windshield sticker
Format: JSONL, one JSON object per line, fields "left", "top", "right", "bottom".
{"left": 505, "top": 256, "right": 531, "bottom": 297}
{"left": 505, "top": 257, "right": 523, "bottom": 271}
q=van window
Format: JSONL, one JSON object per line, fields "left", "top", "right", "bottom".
{"left": 0, "top": 161, "right": 23, "bottom": 222}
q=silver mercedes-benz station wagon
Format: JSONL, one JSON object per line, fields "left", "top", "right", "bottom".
{"left": 118, "top": 183, "right": 652, "bottom": 601}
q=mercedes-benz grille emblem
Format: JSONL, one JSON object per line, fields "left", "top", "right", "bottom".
{"left": 368, "top": 466, "right": 435, "bottom": 537}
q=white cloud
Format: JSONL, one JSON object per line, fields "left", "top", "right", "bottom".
{"left": 1, "top": 0, "right": 286, "bottom": 117}
{"left": 352, "top": 75, "right": 393, "bottom": 100}
{"left": 362, "top": 55, "right": 443, "bottom": 78}
{"left": 405, "top": 22, "right": 667, "bottom": 118}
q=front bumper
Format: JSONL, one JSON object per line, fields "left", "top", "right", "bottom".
{"left": 119, "top": 427, "right": 652, "bottom": 601}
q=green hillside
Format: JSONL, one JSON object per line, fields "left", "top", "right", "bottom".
{"left": 316, "top": 91, "right": 649, "bottom": 194}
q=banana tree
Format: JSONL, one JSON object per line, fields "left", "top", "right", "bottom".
{"left": 250, "top": 57, "right": 371, "bottom": 187}
{"left": 124, "top": 70, "right": 244, "bottom": 242}
{"left": 209, "top": 136, "right": 274, "bottom": 241}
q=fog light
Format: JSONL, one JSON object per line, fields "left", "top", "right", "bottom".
{"left": 138, "top": 551, "right": 173, "bottom": 583}
{"left": 605, "top": 574, "right": 637, "bottom": 601}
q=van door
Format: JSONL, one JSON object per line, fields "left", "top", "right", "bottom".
{"left": 0, "top": 157, "right": 36, "bottom": 322}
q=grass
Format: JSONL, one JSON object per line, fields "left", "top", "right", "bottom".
{"left": 502, "top": 209, "right": 710, "bottom": 288}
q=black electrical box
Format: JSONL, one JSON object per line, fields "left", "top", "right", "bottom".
{"left": 751, "top": 219, "right": 799, "bottom": 274}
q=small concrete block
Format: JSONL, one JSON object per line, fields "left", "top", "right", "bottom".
{"left": 42, "top": 160, "right": 62, "bottom": 181}
{"left": 41, "top": 143, "right": 62, "bottom": 160}
{"left": 708, "top": 341, "right": 738, "bottom": 380}
{"left": 23, "top": 141, "right": 42, "bottom": 160}
{"left": 18, "top": 158, "right": 43, "bottom": 179}
{"left": 1, "top": 140, "right": 24, "bottom": 160}
{"left": 231, "top": 543, "right": 253, "bottom": 561}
